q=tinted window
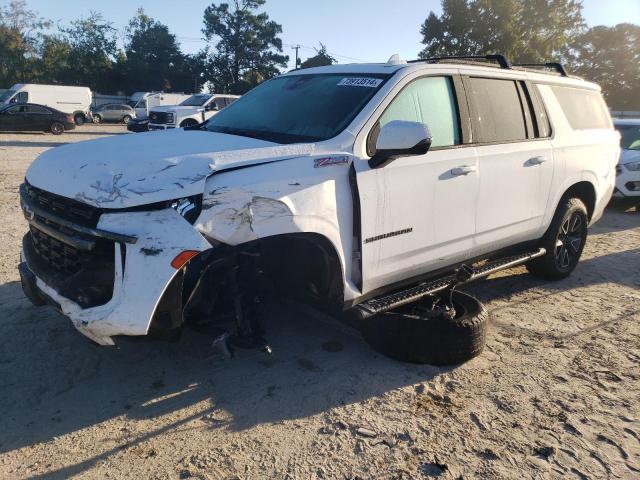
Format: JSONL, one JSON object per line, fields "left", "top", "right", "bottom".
{"left": 206, "top": 74, "right": 388, "bottom": 143}
{"left": 551, "top": 86, "right": 611, "bottom": 130}
{"left": 379, "top": 76, "right": 460, "bottom": 148}
{"left": 616, "top": 124, "right": 640, "bottom": 150}
{"left": 5, "top": 105, "right": 23, "bottom": 114}
{"left": 26, "top": 105, "right": 50, "bottom": 114}
{"left": 467, "top": 77, "right": 527, "bottom": 143}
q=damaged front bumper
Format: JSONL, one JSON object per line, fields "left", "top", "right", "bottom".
{"left": 20, "top": 207, "right": 212, "bottom": 345}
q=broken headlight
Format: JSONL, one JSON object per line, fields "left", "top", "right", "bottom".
{"left": 171, "top": 195, "right": 202, "bottom": 224}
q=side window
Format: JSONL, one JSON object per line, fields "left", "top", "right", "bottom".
{"left": 214, "top": 98, "right": 226, "bottom": 110}
{"left": 15, "top": 92, "right": 28, "bottom": 103}
{"left": 379, "top": 76, "right": 461, "bottom": 148}
{"left": 27, "top": 105, "right": 50, "bottom": 114}
{"left": 466, "top": 77, "right": 527, "bottom": 143}
{"left": 6, "top": 105, "right": 22, "bottom": 114}
{"left": 550, "top": 86, "right": 611, "bottom": 130}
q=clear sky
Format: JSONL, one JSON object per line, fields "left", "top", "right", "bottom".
{"left": 24, "top": 0, "right": 640, "bottom": 69}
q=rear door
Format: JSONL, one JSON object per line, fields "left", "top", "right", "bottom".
{"left": 462, "top": 75, "right": 554, "bottom": 254}
{"left": 354, "top": 75, "right": 479, "bottom": 294}
{"left": 25, "top": 105, "right": 53, "bottom": 130}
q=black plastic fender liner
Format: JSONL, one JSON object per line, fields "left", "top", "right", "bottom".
{"left": 360, "top": 291, "right": 488, "bottom": 366}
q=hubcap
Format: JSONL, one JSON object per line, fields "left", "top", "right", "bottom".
{"left": 554, "top": 213, "right": 584, "bottom": 270}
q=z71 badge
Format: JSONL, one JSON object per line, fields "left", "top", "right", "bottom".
{"left": 314, "top": 156, "right": 350, "bottom": 168}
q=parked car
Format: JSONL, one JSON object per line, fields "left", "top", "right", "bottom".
{"left": 0, "top": 84, "right": 91, "bottom": 125}
{"left": 19, "top": 55, "right": 618, "bottom": 355}
{"left": 613, "top": 118, "right": 640, "bottom": 204}
{"left": 148, "top": 93, "right": 239, "bottom": 130}
{"left": 91, "top": 104, "right": 135, "bottom": 124}
{"left": 127, "top": 117, "right": 149, "bottom": 133}
{"left": 0, "top": 103, "right": 75, "bottom": 135}
{"left": 128, "top": 92, "right": 191, "bottom": 120}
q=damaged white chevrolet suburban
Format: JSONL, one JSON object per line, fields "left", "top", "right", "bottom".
{"left": 19, "top": 55, "right": 618, "bottom": 350}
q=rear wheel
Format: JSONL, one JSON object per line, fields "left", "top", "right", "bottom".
{"left": 122, "top": 115, "right": 131, "bottom": 124}
{"left": 527, "top": 197, "right": 588, "bottom": 279}
{"left": 50, "top": 121, "right": 64, "bottom": 135}
{"left": 74, "top": 113, "right": 85, "bottom": 125}
{"left": 92, "top": 114, "right": 102, "bottom": 124}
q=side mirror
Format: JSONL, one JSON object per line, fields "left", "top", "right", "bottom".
{"left": 369, "top": 120, "right": 432, "bottom": 169}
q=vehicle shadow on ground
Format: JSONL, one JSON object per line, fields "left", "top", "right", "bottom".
{"left": 0, "top": 141, "right": 69, "bottom": 148}
{"left": 71, "top": 129, "right": 129, "bottom": 135}
{"left": 0, "top": 281, "right": 441, "bottom": 479}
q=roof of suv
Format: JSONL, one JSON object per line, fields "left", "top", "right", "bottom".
{"left": 287, "top": 59, "right": 600, "bottom": 90}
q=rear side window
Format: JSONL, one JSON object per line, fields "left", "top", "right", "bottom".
{"left": 466, "top": 77, "right": 527, "bottom": 143}
{"left": 551, "top": 86, "right": 611, "bottom": 130}
{"left": 379, "top": 76, "right": 461, "bottom": 148}
{"left": 27, "top": 105, "right": 49, "bottom": 114}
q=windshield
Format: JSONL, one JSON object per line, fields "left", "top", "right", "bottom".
{"left": 0, "top": 89, "right": 17, "bottom": 103}
{"left": 616, "top": 124, "right": 640, "bottom": 150}
{"left": 205, "top": 73, "right": 389, "bottom": 143}
{"left": 180, "top": 94, "right": 212, "bottom": 107}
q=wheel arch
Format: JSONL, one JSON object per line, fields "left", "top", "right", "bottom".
{"left": 561, "top": 181, "right": 596, "bottom": 221}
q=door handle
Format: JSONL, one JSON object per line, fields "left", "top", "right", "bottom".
{"left": 451, "top": 165, "right": 476, "bottom": 176}
{"left": 528, "top": 156, "right": 548, "bottom": 165}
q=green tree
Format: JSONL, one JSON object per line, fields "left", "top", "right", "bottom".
{"left": 300, "top": 43, "right": 336, "bottom": 69}
{"left": 569, "top": 24, "right": 640, "bottom": 110}
{"left": 419, "top": 0, "right": 584, "bottom": 62}
{"left": 0, "top": 0, "right": 50, "bottom": 85}
{"left": 124, "top": 8, "right": 186, "bottom": 92}
{"left": 37, "top": 35, "right": 73, "bottom": 84}
{"left": 202, "top": 0, "right": 288, "bottom": 94}
{"left": 60, "top": 12, "right": 118, "bottom": 91}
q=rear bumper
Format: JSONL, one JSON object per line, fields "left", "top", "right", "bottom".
{"left": 20, "top": 209, "right": 212, "bottom": 345}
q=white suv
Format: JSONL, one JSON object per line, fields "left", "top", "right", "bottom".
{"left": 148, "top": 93, "right": 239, "bottom": 130}
{"left": 19, "top": 55, "right": 618, "bottom": 346}
{"left": 613, "top": 118, "right": 640, "bottom": 204}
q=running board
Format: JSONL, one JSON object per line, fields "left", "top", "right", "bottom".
{"left": 355, "top": 248, "right": 546, "bottom": 319}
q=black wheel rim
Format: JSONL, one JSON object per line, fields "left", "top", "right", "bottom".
{"left": 554, "top": 212, "right": 584, "bottom": 270}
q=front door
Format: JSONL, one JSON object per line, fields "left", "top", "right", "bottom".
{"left": 354, "top": 76, "right": 479, "bottom": 294}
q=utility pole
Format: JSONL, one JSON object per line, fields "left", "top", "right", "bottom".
{"left": 292, "top": 44, "right": 301, "bottom": 69}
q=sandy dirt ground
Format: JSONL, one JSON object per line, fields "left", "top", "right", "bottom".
{"left": 0, "top": 125, "right": 639, "bottom": 479}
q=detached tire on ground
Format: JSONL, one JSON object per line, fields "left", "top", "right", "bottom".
{"left": 526, "top": 197, "right": 588, "bottom": 280}
{"left": 360, "top": 291, "right": 488, "bottom": 366}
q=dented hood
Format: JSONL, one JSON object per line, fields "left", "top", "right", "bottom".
{"left": 26, "top": 129, "right": 315, "bottom": 208}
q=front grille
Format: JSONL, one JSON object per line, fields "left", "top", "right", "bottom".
{"left": 149, "top": 111, "right": 169, "bottom": 124}
{"left": 21, "top": 182, "right": 100, "bottom": 228}
{"left": 23, "top": 229, "right": 115, "bottom": 308}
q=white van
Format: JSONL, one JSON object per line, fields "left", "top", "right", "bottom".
{"left": 128, "top": 92, "right": 191, "bottom": 120}
{"left": 19, "top": 54, "right": 618, "bottom": 350}
{"left": 0, "top": 84, "right": 92, "bottom": 124}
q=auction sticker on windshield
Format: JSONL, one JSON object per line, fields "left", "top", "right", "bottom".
{"left": 337, "top": 78, "right": 383, "bottom": 88}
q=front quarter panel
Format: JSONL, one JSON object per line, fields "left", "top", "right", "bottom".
{"left": 198, "top": 154, "right": 360, "bottom": 300}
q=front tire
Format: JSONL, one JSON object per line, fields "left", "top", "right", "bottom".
{"left": 361, "top": 291, "right": 488, "bottom": 366}
{"left": 527, "top": 197, "right": 588, "bottom": 280}
{"left": 50, "top": 121, "right": 64, "bottom": 135}
{"left": 180, "top": 119, "right": 198, "bottom": 128}
{"left": 92, "top": 115, "right": 102, "bottom": 124}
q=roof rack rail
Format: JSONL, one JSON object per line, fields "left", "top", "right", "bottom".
{"left": 408, "top": 54, "right": 512, "bottom": 69}
{"left": 513, "top": 62, "right": 569, "bottom": 77}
